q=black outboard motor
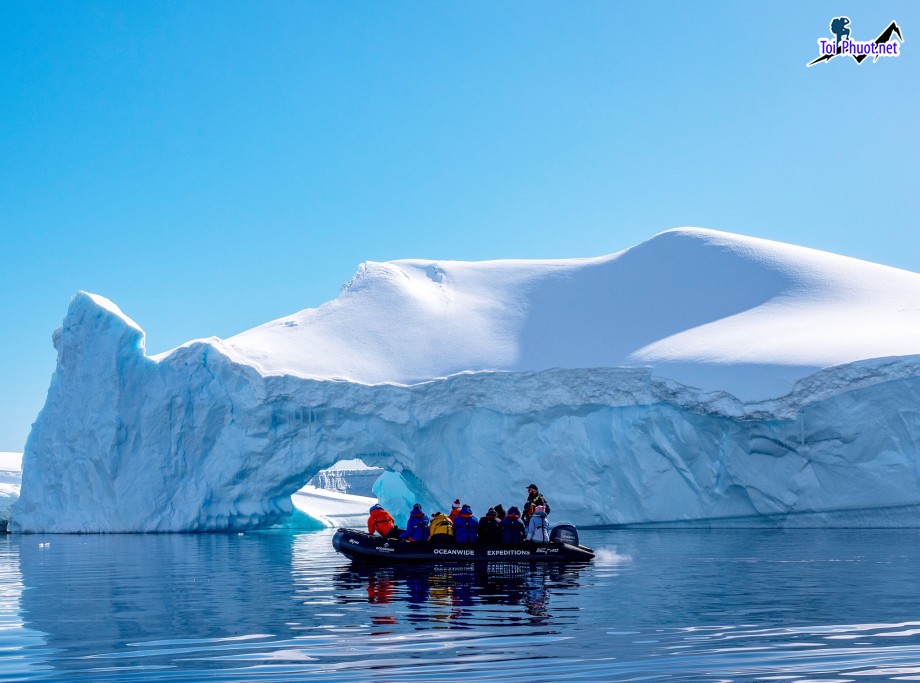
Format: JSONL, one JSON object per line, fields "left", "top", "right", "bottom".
{"left": 550, "top": 524, "right": 579, "bottom": 546}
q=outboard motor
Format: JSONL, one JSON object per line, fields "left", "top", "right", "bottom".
{"left": 550, "top": 524, "right": 579, "bottom": 546}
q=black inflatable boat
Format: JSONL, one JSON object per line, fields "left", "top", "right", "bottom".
{"left": 332, "top": 527, "right": 595, "bottom": 563}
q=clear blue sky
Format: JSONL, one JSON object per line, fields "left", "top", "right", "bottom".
{"left": 1, "top": 2, "right": 917, "bottom": 451}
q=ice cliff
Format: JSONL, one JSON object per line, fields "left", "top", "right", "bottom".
{"left": 11, "top": 228, "right": 920, "bottom": 532}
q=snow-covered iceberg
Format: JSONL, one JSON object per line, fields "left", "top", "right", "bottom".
{"left": 11, "top": 228, "right": 920, "bottom": 532}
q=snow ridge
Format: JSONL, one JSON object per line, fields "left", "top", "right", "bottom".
{"left": 189, "top": 227, "right": 920, "bottom": 401}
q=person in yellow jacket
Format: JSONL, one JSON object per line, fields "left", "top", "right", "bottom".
{"left": 429, "top": 511, "right": 454, "bottom": 544}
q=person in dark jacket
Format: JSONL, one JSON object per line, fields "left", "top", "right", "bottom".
{"left": 400, "top": 503, "right": 430, "bottom": 542}
{"left": 522, "top": 483, "right": 550, "bottom": 525}
{"left": 499, "top": 505, "right": 526, "bottom": 545}
{"left": 477, "top": 508, "right": 502, "bottom": 545}
{"left": 453, "top": 504, "right": 479, "bottom": 544}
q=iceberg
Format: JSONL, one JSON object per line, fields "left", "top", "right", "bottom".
{"left": 0, "top": 452, "right": 22, "bottom": 531}
{"left": 11, "top": 228, "right": 920, "bottom": 532}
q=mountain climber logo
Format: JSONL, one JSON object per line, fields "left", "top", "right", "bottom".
{"left": 831, "top": 17, "right": 850, "bottom": 48}
{"left": 807, "top": 17, "right": 903, "bottom": 66}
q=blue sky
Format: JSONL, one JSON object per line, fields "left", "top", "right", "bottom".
{"left": 1, "top": 2, "right": 917, "bottom": 451}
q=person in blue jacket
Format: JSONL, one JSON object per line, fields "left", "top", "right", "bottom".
{"left": 400, "top": 503, "right": 430, "bottom": 542}
{"left": 453, "top": 504, "right": 479, "bottom": 544}
{"left": 499, "top": 505, "right": 526, "bottom": 545}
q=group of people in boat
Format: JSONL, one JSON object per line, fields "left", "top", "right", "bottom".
{"left": 366, "top": 483, "right": 552, "bottom": 546}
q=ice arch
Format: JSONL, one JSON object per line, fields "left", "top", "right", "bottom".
{"left": 12, "top": 293, "right": 920, "bottom": 532}
{"left": 287, "top": 460, "right": 422, "bottom": 530}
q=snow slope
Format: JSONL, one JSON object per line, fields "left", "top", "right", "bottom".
{"left": 208, "top": 228, "right": 920, "bottom": 400}
{"left": 11, "top": 228, "right": 920, "bottom": 532}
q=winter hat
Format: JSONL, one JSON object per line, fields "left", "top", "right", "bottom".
{"left": 507, "top": 506, "right": 521, "bottom": 517}
{"left": 460, "top": 504, "right": 473, "bottom": 515}
{"left": 486, "top": 508, "right": 496, "bottom": 517}
{"left": 534, "top": 505, "right": 545, "bottom": 514}
{"left": 370, "top": 504, "right": 381, "bottom": 512}
{"left": 526, "top": 484, "right": 538, "bottom": 491}
{"left": 432, "top": 511, "right": 442, "bottom": 517}
{"left": 413, "top": 503, "right": 422, "bottom": 511}
{"left": 452, "top": 499, "right": 462, "bottom": 509}
{"left": 494, "top": 504, "right": 506, "bottom": 517}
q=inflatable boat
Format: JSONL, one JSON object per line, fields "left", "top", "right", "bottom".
{"left": 332, "top": 526, "right": 595, "bottom": 563}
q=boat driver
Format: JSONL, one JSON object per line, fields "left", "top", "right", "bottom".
{"left": 522, "top": 483, "right": 550, "bottom": 525}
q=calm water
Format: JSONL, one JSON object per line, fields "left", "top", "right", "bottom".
{"left": 3, "top": 529, "right": 920, "bottom": 682}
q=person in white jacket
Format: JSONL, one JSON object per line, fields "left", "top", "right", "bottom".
{"left": 525, "top": 505, "right": 551, "bottom": 544}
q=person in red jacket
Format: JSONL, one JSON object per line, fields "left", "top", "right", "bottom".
{"left": 448, "top": 499, "right": 463, "bottom": 522}
{"left": 367, "top": 504, "right": 402, "bottom": 539}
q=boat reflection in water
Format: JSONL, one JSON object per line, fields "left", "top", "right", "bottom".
{"left": 333, "top": 561, "right": 586, "bottom": 627}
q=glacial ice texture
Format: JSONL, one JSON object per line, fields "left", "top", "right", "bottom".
{"left": 11, "top": 292, "right": 920, "bottom": 532}
{"left": 308, "top": 464, "right": 383, "bottom": 497}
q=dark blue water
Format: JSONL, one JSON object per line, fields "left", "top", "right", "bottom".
{"left": 3, "top": 529, "right": 920, "bottom": 682}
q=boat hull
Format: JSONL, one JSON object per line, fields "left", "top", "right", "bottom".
{"left": 332, "top": 528, "right": 595, "bottom": 563}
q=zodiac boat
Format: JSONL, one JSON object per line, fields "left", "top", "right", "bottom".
{"left": 332, "top": 525, "right": 595, "bottom": 563}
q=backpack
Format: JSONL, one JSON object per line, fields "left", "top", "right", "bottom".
{"left": 478, "top": 516, "right": 501, "bottom": 544}
{"left": 430, "top": 514, "right": 453, "bottom": 537}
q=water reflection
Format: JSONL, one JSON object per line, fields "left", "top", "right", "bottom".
{"left": 332, "top": 561, "right": 584, "bottom": 625}
{"left": 8, "top": 529, "right": 920, "bottom": 682}
{"left": 17, "top": 533, "right": 303, "bottom": 675}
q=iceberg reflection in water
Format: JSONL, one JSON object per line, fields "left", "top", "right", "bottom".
{"left": 4, "top": 529, "right": 920, "bottom": 681}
